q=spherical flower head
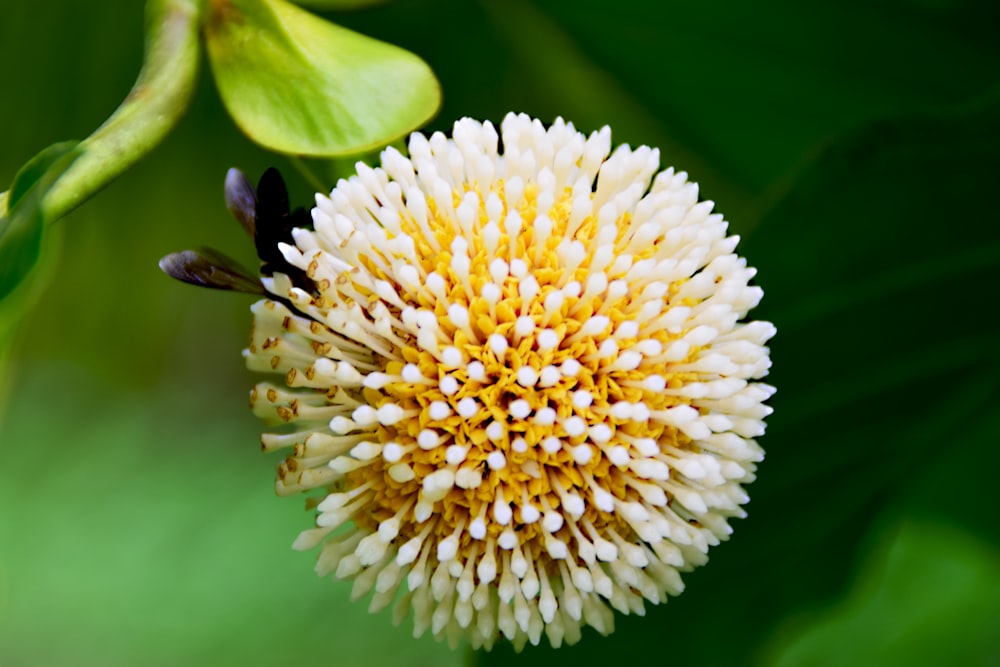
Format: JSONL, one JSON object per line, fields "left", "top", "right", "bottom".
{"left": 245, "top": 113, "right": 775, "bottom": 650}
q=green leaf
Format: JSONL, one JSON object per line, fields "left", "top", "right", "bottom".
{"left": 204, "top": 0, "right": 441, "bottom": 156}
{"left": 293, "top": 0, "right": 392, "bottom": 9}
{"left": 7, "top": 142, "right": 78, "bottom": 212}
{"left": 483, "top": 0, "right": 752, "bottom": 221}
{"left": 537, "top": 0, "right": 1000, "bottom": 198}
{"left": 767, "top": 521, "right": 1000, "bottom": 665}
{"left": 0, "top": 142, "right": 81, "bottom": 302}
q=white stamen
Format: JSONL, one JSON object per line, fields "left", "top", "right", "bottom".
{"left": 489, "top": 258, "right": 509, "bottom": 284}
{"left": 509, "top": 399, "right": 531, "bottom": 419}
{"left": 579, "top": 315, "right": 610, "bottom": 337}
{"left": 467, "top": 361, "right": 487, "bottom": 381}
{"left": 543, "top": 290, "right": 564, "bottom": 314}
{"left": 498, "top": 529, "right": 519, "bottom": 551}
{"left": 562, "top": 494, "right": 585, "bottom": 518}
{"left": 633, "top": 437, "right": 659, "bottom": 456}
{"left": 362, "top": 372, "right": 392, "bottom": 389}
{"left": 486, "top": 420, "right": 505, "bottom": 442}
{"left": 538, "top": 365, "right": 561, "bottom": 387}
{"left": 613, "top": 350, "right": 642, "bottom": 371}
{"left": 441, "top": 346, "right": 464, "bottom": 367}
{"left": 377, "top": 403, "right": 405, "bottom": 425}
{"left": 610, "top": 401, "right": 633, "bottom": 420}
{"left": 520, "top": 496, "right": 540, "bottom": 524}
{"left": 607, "top": 445, "right": 630, "bottom": 466}
{"left": 615, "top": 321, "right": 639, "bottom": 339}
{"left": 328, "top": 416, "right": 355, "bottom": 434}
{"left": 418, "top": 429, "right": 439, "bottom": 449}
{"left": 561, "top": 359, "right": 581, "bottom": 377}
{"left": 515, "top": 316, "right": 536, "bottom": 337}
{"left": 350, "top": 441, "right": 381, "bottom": 460}
{"left": 455, "top": 467, "right": 483, "bottom": 489}
{"left": 422, "top": 469, "right": 455, "bottom": 502}
{"left": 487, "top": 451, "right": 508, "bottom": 470}
{"left": 481, "top": 282, "right": 502, "bottom": 304}
{"left": 589, "top": 423, "right": 612, "bottom": 443}
{"left": 517, "top": 366, "right": 539, "bottom": 387}
{"left": 428, "top": 401, "right": 452, "bottom": 421}
{"left": 489, "top": 333, "right": 509, "bottom": 356}
{"left": 519, "top": 275, "right": 539, "bottom": 303}
{"left": 542, "top": 437, "right": 562, "bottom": 453}
{"left": 537, "top": 329, "right": 560, "bottom": 351}
{"left": 563, "top": 416, "right": 586, "bottom": 437}
{"left": 439, "top": 375, "right": 459, "bottom": 395}
{"left": 572, "top": 390, "right": 594, "bottom": 409}
{"left": 572, "top": 444, "right": 593, "bottom": 465}
{"left": 457, "top": 396, "right": 479, "bottom": 418}
{"left": 597, "top": 338, "right": 619, "bottom": 359}
{"left": 533, "top": 407, "right": 556, "bottom": 426}
{"left": 401, "top": 363, "right": 424, "bottom": 383}
{"left": 446, "top": 445, "right": 468, "bottom": 465}
{"left": 494, "top": 497, "right": 513, "bottom": 525}
{"left": 589, "top": 482, "right": 615, "bottom": 512}
{"left": 478, "top": 546, "right": 498, "bottom": 584}
{"left": 382, "top": 441, "right": 404, "bottom": 463}
{"left": 542, "top": 511, "right": 564, "bottom": 533}
{"left": 351, "top": 405, "right": 377, "bottom": 426}
{"left": 448, "top": 304, "right": 469, "bottom": 328}
{"left": 469, "top": 517, "right": 487, "bottom": 540}
{"left": 388, "top": 463, "right": 415, "bottom": 483}
{"left": 635, "top": 339, "right": 663, "bottom": 356}
{"left": 645, "top": 374, "right": 667, "bottom": 392}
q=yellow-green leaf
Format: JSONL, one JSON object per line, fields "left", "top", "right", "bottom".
{"left": 293, "top": 0, "right": 392, "bottom": 9}
{"left": 204, "top": 0, "right": 441, "bottom": 156}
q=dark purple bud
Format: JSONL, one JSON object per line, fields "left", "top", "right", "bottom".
{"left": 225, "top": 168, "right": 257, "bottom": 238}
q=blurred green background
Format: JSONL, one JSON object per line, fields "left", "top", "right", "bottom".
{"left": 2, "top": 0, "right": 999, "bottom": 665}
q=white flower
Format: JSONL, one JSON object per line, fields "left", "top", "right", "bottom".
{"left": 246, "top": 113, "right": 775, "bottom": 650}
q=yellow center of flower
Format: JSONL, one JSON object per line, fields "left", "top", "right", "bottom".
{"left": 335, "top": 180, "right": 700, "bottom": 566}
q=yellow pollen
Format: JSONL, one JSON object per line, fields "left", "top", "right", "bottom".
{"left": 339, "top": 180, "right": 698, "bottom": 563}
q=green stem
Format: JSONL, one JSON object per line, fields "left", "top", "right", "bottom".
{"left": 41, "top": 0, "right": 202, "bottom": 222}
{"left": 287, "top": 156, "right": 330, "bottom": 194}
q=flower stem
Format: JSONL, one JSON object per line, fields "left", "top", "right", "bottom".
{"left": 287, "top": 156, "right": 330, "bottom": 195}
{"left": 40, "top": 0, "right": 202, "bottom": 223}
